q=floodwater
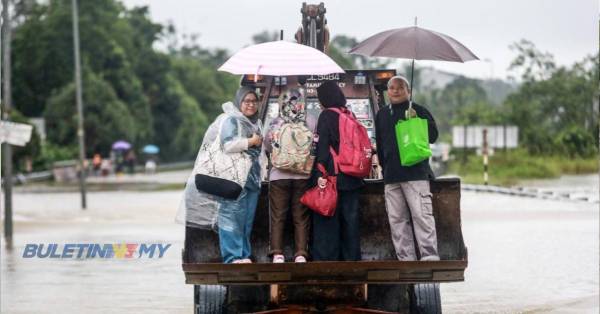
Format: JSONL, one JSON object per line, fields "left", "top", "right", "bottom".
{"left": 1, "top": 174, "right": 598, "bottom": 313}
{"left": 0, "top": 190, "right": 191, "bottom": 313}
{"left": 442, "top": 183, "right": 598, "bottom": 313}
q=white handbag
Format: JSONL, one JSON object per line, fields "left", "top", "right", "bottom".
{"left": 193, "top": 120, "right": 253, "bottom": 199}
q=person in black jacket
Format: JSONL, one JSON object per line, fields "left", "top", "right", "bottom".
{"left": 310, "top": 81, "right": 363, "bottom": 261}
{"left": 375, "top": 76, "right": 440, "bottom": 261}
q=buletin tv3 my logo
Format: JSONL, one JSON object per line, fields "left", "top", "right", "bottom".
{"left": 22, "top": 243, "right": 171, "bottom": 259}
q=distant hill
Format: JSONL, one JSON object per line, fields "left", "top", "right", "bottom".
{"left": 416, "top": 66, "right": 518, "bottom": 105}
{"left": 418, "top": 67, "right": 459, "bottom": 89}
{"left": 480, "top": 79, "right": 519, "bottom": 105}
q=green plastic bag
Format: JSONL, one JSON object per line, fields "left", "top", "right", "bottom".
{"left": 395, "top": 115, "right": 432, "bottom": 166}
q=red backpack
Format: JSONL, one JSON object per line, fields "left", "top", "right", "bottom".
{"left": 326, "top": 107, "right": 373, "bottom": 178}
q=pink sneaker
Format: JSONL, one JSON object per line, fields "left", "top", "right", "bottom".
{"left": 272, "top": 254, "right": 285, "bottom": 263}
{"left": 294, "top": 255, "right": 307, "bottom": 263}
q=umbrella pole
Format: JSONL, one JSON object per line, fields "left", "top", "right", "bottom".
{"left": 409, "top": 16, "right": 417, "bottom": 105}
{"left": 409, "top": 58, "right": 415, "bottom": 104}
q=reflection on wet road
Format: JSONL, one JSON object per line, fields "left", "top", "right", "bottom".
{"left": 1, "top": 191, "right": 191, "bottom": 314}
{"left": 1, "top": 175, "right": 598, "bottom": 313}
{"left": 442, "top": 190, "right": 598, "bottom": 313}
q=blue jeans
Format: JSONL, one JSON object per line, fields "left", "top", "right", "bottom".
{"left": 218, "top": 187, "right": 260, "bottom": 263}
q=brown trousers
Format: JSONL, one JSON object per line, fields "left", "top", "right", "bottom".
{"left": 269, "top": 179, "right": 310, "bottom": 258}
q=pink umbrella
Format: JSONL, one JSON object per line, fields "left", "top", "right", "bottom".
{"left": 218, "top": 41, "right": 345, "bottom": 77}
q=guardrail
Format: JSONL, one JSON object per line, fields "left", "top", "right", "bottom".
{"left": 462, "top": 183, "right": 599, "bottom": 203}
{"left": 2, "top": 160, "right": 195, "bottom": 185}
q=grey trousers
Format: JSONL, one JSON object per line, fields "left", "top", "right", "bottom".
{"left": 384, "top": 180, "right": 439, "bottom": 261}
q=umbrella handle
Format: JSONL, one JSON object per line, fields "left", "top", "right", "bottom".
{"left": 405, "top": 100, "right": 414, "bottom": 120}
{"left": 254, "top": 65, "right": 262, "bottom": 82}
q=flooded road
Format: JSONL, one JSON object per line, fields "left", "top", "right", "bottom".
{"left": 1, "top": 191, "right": 191, "bottom": 313}
{"left": 1, "top": 175, "right": 598, "bottom": 313}
{"left": 442, "top": 190, "right": 598, "bottom": 313}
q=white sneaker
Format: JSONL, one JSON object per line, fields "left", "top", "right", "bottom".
{"left": 239, "top": 258, "right": 252, "bottom": 263}
{"left": 272, "top": 254, "right": 285, "bottom": 263}
{"left": 294, "top": 255, "right": 307, "bottom": 263}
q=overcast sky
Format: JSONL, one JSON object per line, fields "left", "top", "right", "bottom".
{"left": 122, "top": 0, "right": 598, "bottom": 80}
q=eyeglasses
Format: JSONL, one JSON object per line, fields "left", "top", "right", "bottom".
{"left": 243, "top": 100, "right": 258, "bottom": 105}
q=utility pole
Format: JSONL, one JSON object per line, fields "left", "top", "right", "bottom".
{"left": 462, "top": 125, "right": 467, "bottom": 164}
{"left": 482, "top": 129, "right": 489, "bottom": 186}
{"left": 72, "top": 0, "right": 87, "bottom": 209}
{"left": 2, "top": 0, "right": 13, "bottom": 247}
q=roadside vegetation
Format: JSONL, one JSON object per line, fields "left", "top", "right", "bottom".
{"left": 448, "top": 149, "right": 598, "bottom": 186}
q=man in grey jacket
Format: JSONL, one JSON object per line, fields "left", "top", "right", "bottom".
{"left": 374, "top": 76, "right": 440, "bottom": 261}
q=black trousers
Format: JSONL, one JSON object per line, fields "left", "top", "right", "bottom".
{"left": 311, "top": 190, "right": 361, "bottom": 261}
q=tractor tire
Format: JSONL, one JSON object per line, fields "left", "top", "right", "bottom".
{"left": 195, "top": 285, "right": 227, "bottom": 314}
{"left": 367, "top": 284, "right": 410, "bottom": 312}
{"left": 411, "top": 283, "right": 442, "bottom": 314}
{"left": 225, "top": 285, "right": 270, "bottom": 313}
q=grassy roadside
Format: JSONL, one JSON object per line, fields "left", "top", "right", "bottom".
{"left": 447, "top": 149, "right": 598, "bottom": 186}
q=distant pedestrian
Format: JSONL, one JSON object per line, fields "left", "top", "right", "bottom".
{"left": 92, "top": 153, "right": 102, "bottom": 176}
{"left": 100, "top": 159, "right": 111, "bottom": 177}
{"left": 125, "top": 150, "right": 136, "bottom": 175}
{"left": 145, "top": 159, "right": 157, "bottom": 175}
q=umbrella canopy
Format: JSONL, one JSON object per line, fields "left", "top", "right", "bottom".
{"left": 349, "top": 26, "right": 478, "bottom": 62}
{"left": 218, "top": 40, "right": 345, "bottom": 76}
{"left": 142, "top": 144, "right": 160, "bottom": 154}
{"left": 350, "top": 25, "right": 478, "bottom": 103}
{"left": 112, "top": 140, "right": 131, "bottom": 150}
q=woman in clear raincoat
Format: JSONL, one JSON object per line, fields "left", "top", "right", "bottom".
{"left": 179, "top": 86, "right": 262, "bottom": 264}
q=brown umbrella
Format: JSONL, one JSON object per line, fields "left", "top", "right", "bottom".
{"left": 349, "top": 23, "right": 479, "bottom": 101}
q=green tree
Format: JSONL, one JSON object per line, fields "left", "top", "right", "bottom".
{"left": 504, "top": 40, "right": 598, "bottom": 157}
{"left": 508, "top": 39, "right": 556, "bottom": 82}
{"left": 12, "top": 0, "right": 76, "bottom": 117}
{"left": 171, "top": 56, "right": 238, "bottom": 120}
{"left": 329, "top": 35, "right": 393, "bottom": 69}
{"left": 433, "top": 76, "right": 491, "bottom": 135}
{"left": 252, "top": 30, "right": 280, "bottom": 43}
{"left": 149, "top": 74, "right": 208, "bottom": 160}
{"left": 11, "top": 0, "right": 155, "bottom": 142}
{"left": 44, "top": 72, "right": 136, "bottom": 156}
{"left": 453, "top": 101, "right": 504, "bottom": 125}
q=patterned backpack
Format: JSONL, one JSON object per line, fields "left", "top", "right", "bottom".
{"left": 271, "top": 122, "right": 314, "bottom": 174}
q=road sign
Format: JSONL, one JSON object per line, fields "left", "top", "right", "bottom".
{"left": 0, "top": 120, "right": 33, "bottom": 146}
{"left": 452, "top": 125, "right": 518, "bottom": 148}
